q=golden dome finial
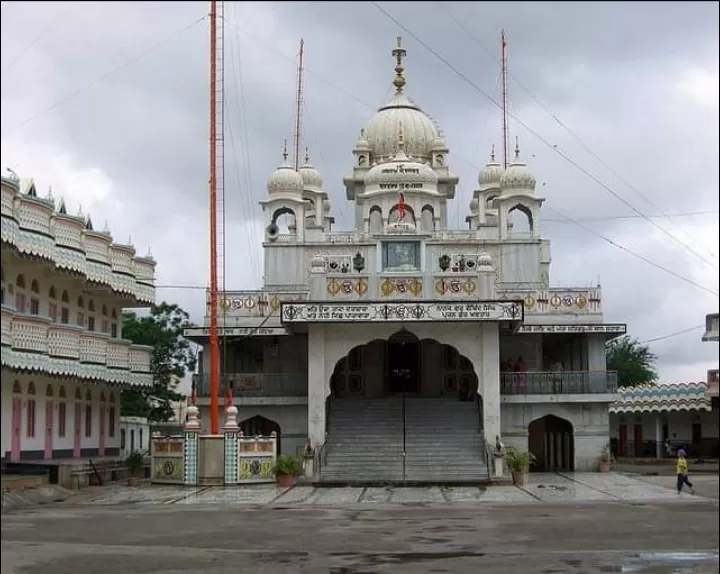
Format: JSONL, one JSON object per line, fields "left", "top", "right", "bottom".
{"left": 490, "top": 144, "right": 496, "bottom": 162}
{"left": 391, "top": 36, "right": 407, "bottom": 94}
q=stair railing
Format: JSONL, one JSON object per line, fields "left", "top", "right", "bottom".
{"left": 401, "top": 391, "right": 407, "bottom": 485}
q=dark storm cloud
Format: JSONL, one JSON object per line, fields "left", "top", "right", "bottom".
{"left": 1, "top": 1, "right": 718, "bottom": 381}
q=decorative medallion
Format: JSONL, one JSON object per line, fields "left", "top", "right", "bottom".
{"left": 409, "top": 279, "right": 423, "bottom": 296}
{"left": 524, "top": 295, "right": 536, "bottom": 310}
{"left": 462, "top": 279, "right": 477, "bottom": 294}
{"left": 381, "top": 279, "right": 396, "bottom": 296}
{"left": 576, "top": 294, "right": 588, "bottom": 309}
{"left": 244, "top": 297, "right": 256, "bottom": 309}
{"left": 269, "top": 296, "right": 281, "bottom": 311}
{"left": 550, "top": 294, "right": 562, "bottom": 308}
{"left": 327, "top": 278, "right": 342, "bottom": 296}
{"left": 340, "top": 280, "right": 354, "bottom": 294}
{"left": 562, "top": 295, "right": 573, "bottom": 307}
{"left": 355, "top": 278, "right": 369, "bottom": 296}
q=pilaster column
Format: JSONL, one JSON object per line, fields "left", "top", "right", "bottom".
{"left": 308, "top": 324, "right": 327, "bottom": 448}
{"left": 481, "top": 322, "right": 501, "bottom": 447}
{"left": 183, "top": 404, "right": 200, "bottom": 486}
{"left": 655, "top": 413, "right": 662, "bottom": 459}
{"left": 223, "top": 405, "right": 239, "bottom": 485}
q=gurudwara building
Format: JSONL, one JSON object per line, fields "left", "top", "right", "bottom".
{"left": 186, "top": 39, "right": 626, "bottom": 482}
{"left": 1, "top": 170, "right": 155, "bottom": 485}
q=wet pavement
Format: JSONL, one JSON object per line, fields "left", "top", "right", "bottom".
{"left": 2, "top": 496, "right": 718, "bottom": 573}
{"left": 72, "top": 472, "right": 717, "bottom": 507}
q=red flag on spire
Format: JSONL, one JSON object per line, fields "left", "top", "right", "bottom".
{"left": 397, "top": 192, "right": 406, "bottom": 220}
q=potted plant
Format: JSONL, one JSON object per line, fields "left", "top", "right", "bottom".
{"left": 273, "top": 455, "right": 302, "bottom": 487}
{"left": 598, "top": 444, "right": 615, "bottom": 473}
{"left": 125, "top": 451, "right": 145, "bottom": 487}
{"left": 505, "top": 446, "right": 535, "bottom": 486}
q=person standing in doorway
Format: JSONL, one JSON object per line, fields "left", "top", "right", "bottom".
{"left": 676, "top": 449, "right": 695, "bottom": 495}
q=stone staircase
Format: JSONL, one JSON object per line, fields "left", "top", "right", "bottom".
{"left": 318, "top": 396, "right": 490, "bottom": 485}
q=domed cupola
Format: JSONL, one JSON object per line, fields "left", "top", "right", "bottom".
{"left": 478, "top": 145, "right": 503, "bottom": 189}
{"left": 298, "top": 149, "right": 323, "bottom": 193}
{"left": 361, "top": 38, "right": 442, "bottom": 162}
{"left": 500, "top": 139, "right": 536, "bottom": 193}
{"left": 363, "top": 122, "right": 439, "bottom": 193}
{"left": 266, "top": 141, "right": 304, "bottom": 196}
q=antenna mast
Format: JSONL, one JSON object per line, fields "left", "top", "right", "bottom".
{"left": 501, "top": 29, "right": 509, "bottom": 169}
{"left": 208, "top": 0, "right": 225, "bottom": 435}
{"left": 292, "top": 39, "right": 305, "bottom": 170}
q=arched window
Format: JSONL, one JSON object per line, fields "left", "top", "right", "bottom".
{"left": 30, "top": 279, "right": 39, "bottom": 293}
{"left": 87, "top": 300, "right": 96, "bottom": 332}
{"left": 110, "top": 308, "right": 118, "bottom": 338}
{"left": 28, "top": 280, "right": 40, "bottom": 315}
{"left": 60, "top": 290, "right": 70, "bottom": 324}
{"left": 507, "top": 204, "right": 534, "bottom": 237}
{"left": 369, "top": 206, "right": 383, "bottom": 234}
{"left": 1, "top": 265, "right": 5, "bottom": 305}
{"left": 421, "top": 205, "right": 434, "bottom": 232}
{"left": 48, "top": 285, "right": 58, "bottom": 322}
{"left": 59, "top": 386, "right": 67, "bottom": 399}
{"left": 76, "top": 296, "right": 85, "bottom": 328}
{"left": 15, "top": 274, "right": 26, "bottom": 313}
{"left": 46, "top": 384, "right": 53, "bottom": 397}
{"left": 12, "top": 380, "right": 22, "bottom": 394}
{"left": 101, "top": 305, "right": 109, "bottom": 333}
{"left": 58, "top": 387, "right": 67, "bottom": 438}
{"left": 75, "top": 388, "right": 82, "bottom": 400}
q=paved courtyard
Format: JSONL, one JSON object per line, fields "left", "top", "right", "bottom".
{"left": 1, "top": 477, "right": 718, "bottom": 574}
{"left": 70, "top": 472, "right": 719, "bottom": 507}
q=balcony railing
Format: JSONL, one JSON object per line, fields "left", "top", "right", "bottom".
{"left": 193, "top": 373, "right": 307, "bottom": 397}
{"left": 2, "top": 306, "right": 152, "bottom": 374}
{"left": 500, "top": 371, "right": 618, "bottom": 394}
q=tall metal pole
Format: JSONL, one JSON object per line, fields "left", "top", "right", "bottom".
{"left": 292, "top": 39, "right": 305, "bottom": 170}
{"left": 501, "top": 29, "right": 509, "bottom": 169}
{"left": 208, "top": 0, "right": 221, "bottom": 435}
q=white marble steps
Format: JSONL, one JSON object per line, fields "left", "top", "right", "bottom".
{"left": 319, "top": 396, "right": 490, "bottom": 485}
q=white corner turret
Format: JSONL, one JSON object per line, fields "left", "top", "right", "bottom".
{"left": 500, "top": 139, "right": 536, "bottom": 194}
{"left": 267, "top": 141, "right": 304, "bottom": 197}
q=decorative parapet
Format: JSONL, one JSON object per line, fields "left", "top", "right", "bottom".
{"left": 1, "top": 173, "right": 155, "bottom": 306}
{"left": 1, "top": 305, "right": 152, "bottom": 388}
{"left": 498, "top": 286, "right": 602, "bottom": 315}
{"left": 609, "top": 381, "right": 712, "bottom": 414}
{"left": 206, "top": 290, "right": 307, "bottom": 319}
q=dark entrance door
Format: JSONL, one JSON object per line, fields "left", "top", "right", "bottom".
{"left": 388, "top": 338, "right": 419, "bottom": 394}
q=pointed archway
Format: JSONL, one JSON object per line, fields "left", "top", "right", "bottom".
{"left": 240, "top": 415, "right": 282, "bottom": 455}
{"left": 528, "top": 415, "right": 574, "bottom": 472}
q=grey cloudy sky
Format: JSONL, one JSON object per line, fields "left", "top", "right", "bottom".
{"left": 1, "top": 1, "right": 718, "bottom": 382}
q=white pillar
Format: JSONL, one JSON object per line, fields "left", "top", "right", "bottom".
{"left": 481, "top": 322, "right": 501, "bottom": 446}
{"left": 308, "top": 324, "right": 327, "bottom": 448}
{"left": 655, "top": 413, "right": 662, "bottom": 458}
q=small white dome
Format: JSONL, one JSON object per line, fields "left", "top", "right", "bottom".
{"left": 298, "top": 150, "right": 323, "bottom": 192}
{"left": 323, "top": 199, "right": 331, "bottom": 213}
{"left": 477, "top": 253, "right": 493, "bottom": 267}
{"left": 469, "top": 197, "right": 479, "bottom": 213}
{"left": 364, "top": 149, "right": 438, "bottom": 188}
{"left": 500, "top": 142, "right": 536, "bottom": 193}
{"left": 267, "top": 145, "right": 303, "bottom": 195}
{"left": 479, "top": 147, "right": 503, "bottom": 187}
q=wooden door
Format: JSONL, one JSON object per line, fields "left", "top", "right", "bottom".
{"left": 98, "top": 406, "right": 106, "bottom": 456}
{"left": 73, "top": 403, "right": 82, "bottom": 458}
{"left": 11, "top": 397, "right": 22, "bottom": 462}
{"left": 44, "top": 401, "right": 54, "bottom": 460}
{"left": 633, "top": 424, "right": 643, "bottom": 457}
{"left": 618, "top": 424, "right": 628, "bottom": 457}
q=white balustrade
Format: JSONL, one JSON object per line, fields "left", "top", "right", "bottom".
{"left": 107, "top": 339, "right": 131, "bottom": 369}
{"left": 11, "top": 315, "right": 51, "bottom": 353}
{"left": 47, "top": 324, "right": 82, "bottom": 359}
{"left": 79, "top": 332, "right": 109, "bottom": 364}
{"left": 1, "top": 306, "right": 14, "bottom": 345}
{"left": 129, "top": 346, "right": 152, "bottom": 373}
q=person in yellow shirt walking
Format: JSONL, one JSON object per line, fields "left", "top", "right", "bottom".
{"left": 676, "top": 449, "right": 695, "bottom": 495}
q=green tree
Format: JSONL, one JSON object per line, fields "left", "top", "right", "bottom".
{"left": 121, "top": 302, "right": 197, "bottom": 422}
{"left": 606, "top": 335, "right": 659, "bottom": 388}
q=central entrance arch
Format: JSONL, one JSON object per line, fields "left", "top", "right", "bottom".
{"left": 329, "top": 329, "right": 479, "bottom": 401}
{"left": 528, "top": 415, "right": 574, "bottom": 472}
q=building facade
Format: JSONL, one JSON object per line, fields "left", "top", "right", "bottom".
{"left": 1, "top": 170, "right": 155, "bottom": 464}
{"left": 186, "top": 39, "right": 625, "bottom": 479}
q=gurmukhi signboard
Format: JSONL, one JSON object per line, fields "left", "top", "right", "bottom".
{"left": 516, "top": 324, "right": 627, "bottom": 335}
{"left": 281, "top": 301, "right": 523, "bottom": 323}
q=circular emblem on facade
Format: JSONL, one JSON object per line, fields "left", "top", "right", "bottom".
{"left": 222, "top": 298, "right": 231, "bottom": 310}
{"left": 244, "top": 297, "right": 256, "bottom": 309}
{"left": 327, "top": 279, "right": 341, "bottom": 296}
{"left": 163, "top": 461, "right": 175, "bottom": 476}
{"left": 381, "top": 279, "right": 396, "bottom": 296}
{"left": 435, "top": 279, "right": 447, "bottom": 295}
{"left": 394, "top": 305, "right": 408, "bottom": 319}
{"left": 355, "top": 278, "right": 368, "bottom": 296}
{"left": 409, "top": 279, "right": 423, "bottom": 296}
{"left": 576, "top": 295, "right": 588, "bottom": 309}
{"left": 249, "top": 459, "right": 261, "bottom": 476}
{"left": 410, "top": 305, "right": 425, "bottom": 319}
{"left": 269, "top": 296, "right": 281, "bottom": 311}
{"left": 450, "top": 280, "right": 461, "bottom": 293}
{"left": 340, "top": 280, "right": 353, "bottom": 294}
{"left": 524, "top": 295, "right": 536, "bottom": 310}
{"left": 550, "top": 294, "right": 562, "bottom": 308}
{"left": 462, "top": 279, "right": 477, "bottom": 294}
{"left": 283, "top": 306, "right": 298, "bottom": 320}
{"left": 562, "top": 295, "right": 573, "bottom": 307}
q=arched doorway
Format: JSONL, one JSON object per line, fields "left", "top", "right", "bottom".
{"left": 330, "top": 330, "right": 479, "bottom": 401}
{"left": 240, "top": 416, "right": 282, "bottom": 455}
{"left": 528, "top": 415, "right": 574, "bottom": 472}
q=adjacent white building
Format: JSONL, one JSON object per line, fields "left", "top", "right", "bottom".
{"left": 185, "top": 38, "right": 626, "bottom": 480}
{"left": 1, "top": 170, "right": 155, "bottom": 466}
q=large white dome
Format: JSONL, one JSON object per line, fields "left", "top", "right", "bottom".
{"left": 362, "top": 94, "right": 441, "bottom": 161}
{"left": 500, "top": 144, "right": 536, "bottom": 193}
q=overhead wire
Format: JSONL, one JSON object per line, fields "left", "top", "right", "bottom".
{"left": 368, "top": 1, "right": 719, "bottom": 274}
{"left": 1, "top": 14, "right": 207, "bottom": 137}
{"left": 640, "top": 325, "right": 705, "bottom": 344}
{"left": 439, "top": 4, "right": 719, "bottom": 265}
{"left": 1, "top": 4, "right": 73, "bottom": 79}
